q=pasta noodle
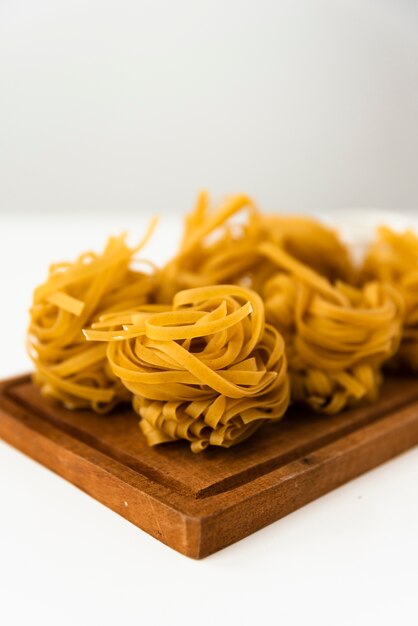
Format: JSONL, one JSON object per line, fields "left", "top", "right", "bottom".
{"left": 260, "top": 242, "right": 404, "bottom": 413}
{"left": 28, "top": 225, "right": 157, "bottom": 412}
{"left": 83, "top": 285, "right": 290, "bottom": 452}
{"left": 362, "top": 226, "right": 418, "bottom": 370}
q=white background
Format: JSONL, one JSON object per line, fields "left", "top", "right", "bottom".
{"left": 1, "top": 1, "right": 418, "bottom": 625}
{"left": 1, "top": 0, "right": 418, "bottom": 215}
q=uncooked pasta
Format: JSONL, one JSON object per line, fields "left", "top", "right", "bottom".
{"left": 362, "top": 227, "right": 418, "bottom": 371}
{"left": 156, "top": 193, "right": 261, "bottom": 302}
{"left": 260, "top": 242, "right": 404, "bottom": 413}
{"left": 83, "top": 285, "right": 290, "bottom": 451}
{"left": 157, "top": 192, "right": 354, "bottom": 302}
{"left": 26, "top": 191, "right": 418, "bottom": 453}
{"left": 28, "top": 225, "right": 156, "bottom": 412}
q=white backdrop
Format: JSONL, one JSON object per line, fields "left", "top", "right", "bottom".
{"left": 1, "top": 5, "right": 418, "bottom": 623}
{"left": 1, "top": 0, "right": 417, "bottom": 215}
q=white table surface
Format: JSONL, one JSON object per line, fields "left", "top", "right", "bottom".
{"left": 1, "top": 212, "right": 418, "bottom": 626}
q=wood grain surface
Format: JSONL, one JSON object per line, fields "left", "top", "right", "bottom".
{"left": 1, "top": 374, "right": 418, "bottom": 558}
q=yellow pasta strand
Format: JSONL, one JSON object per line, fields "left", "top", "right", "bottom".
{"left": 84, "top": 285, "right": 290, "bottom": 452}
{"left": 28, "top": 223, "right": 157, "bottom": 412}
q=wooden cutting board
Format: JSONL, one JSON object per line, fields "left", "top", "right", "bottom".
{"left": 1, "top": 373, "right": 418, "bottom": 558}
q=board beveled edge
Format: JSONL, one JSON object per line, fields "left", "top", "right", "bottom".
{"left": 1, "top": 374, "right": 418, "bottom": 559}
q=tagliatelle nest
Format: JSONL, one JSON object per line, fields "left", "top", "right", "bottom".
{"left": 27, "top": 227, "right": 156, "bottom": 412}
{"left": 362, "top": 227, "right": 418, "bottom": 370}
{"left": 84, "top": 285, "right": 290, "bottom": 452}
{"left": 261, "top": 242, "right": 404, "bottom": 413}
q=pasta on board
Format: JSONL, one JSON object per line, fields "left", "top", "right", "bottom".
{"left": 28, "top": 225, "right": 156, "bottom": 412}
{"left": 83, "top": 285, "right": 290, "bottom": 452}
{"left": 260, "top": 242, "right": 404, "bottom": 413}
{"left": 26, "top": 191, "right": 417, "bottom": 453}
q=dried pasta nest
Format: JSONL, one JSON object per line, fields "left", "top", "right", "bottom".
{"left": 362, "top": 227, "right": 418, "bottom": 371}
{"left": 260, "top": 242, "right": 404, "bottom": 413}
{"left": 28, "top": 229, "right": 156, "bottom": 412}
{"left": 84, "top": 285, "right": 290, "bottom": 452}
{"left": 157, "top": 192, "right": 353, "bottom": 303}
